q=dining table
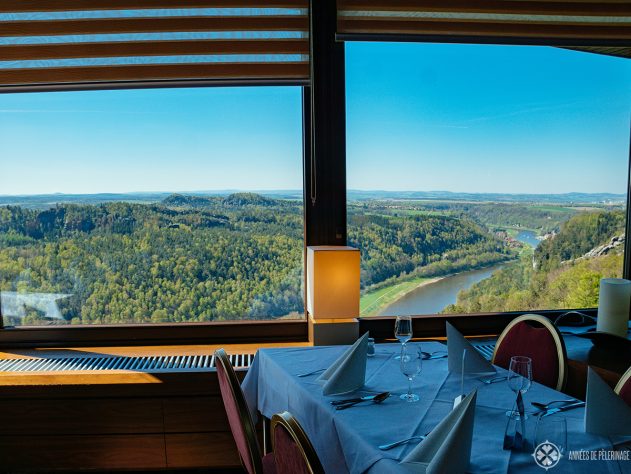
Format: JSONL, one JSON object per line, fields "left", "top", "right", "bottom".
{"left": 242, "top": 341, "right": 631, "bottom": 474}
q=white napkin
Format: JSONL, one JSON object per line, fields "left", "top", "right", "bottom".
{"left": 317, "top": 332, "right": 368, "bottom": 395}
{"left": 447, "top": 322, "right": 495, "bottom": 375}
{"left": 400, "top": 390, "right": 477, "bottom": 474}
{"left": 585, "top": 367, "right": 631, "bottom": 436}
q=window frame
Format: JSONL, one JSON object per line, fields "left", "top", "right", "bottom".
{"left": 0, "top": 0, "right": 629, "bottom": 348}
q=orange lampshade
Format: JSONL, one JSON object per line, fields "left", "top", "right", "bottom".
{"left": 306, "top": 246, "right": 360, "bottom": 319}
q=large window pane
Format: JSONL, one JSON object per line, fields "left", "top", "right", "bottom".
{"left": 346, "top": 43, "right": 631, "bottom": 317}
{"left": 0, "top": 87, "right": 304, "bottom": 326}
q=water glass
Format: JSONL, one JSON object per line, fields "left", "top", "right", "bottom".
{"left": 506, "top": 356, "right": 532, "bottom": 418}
{"left": 394, "top": 315, "right": 413, "bottom": 359}
{"left": 534, "top": 417, "right": 566, "bottom": 467}
{"left": 400, "top": 345, "right": 422, "bottom": 402}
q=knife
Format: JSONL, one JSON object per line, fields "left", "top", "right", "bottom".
{"left": 330, "top": 394, "right": 380, "bottom": 405}
{"left": 541, "top": 401, "right": 585, "bottom": 417}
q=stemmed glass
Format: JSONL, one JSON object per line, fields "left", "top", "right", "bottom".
{"left": 400, "top": 345, "right": 422, "bottom": 402}
{"left": 394, "top": 315, "right": 413, "bottom": 360}
{"left": 506, "top": 356, "right": 532, "bottom": 418}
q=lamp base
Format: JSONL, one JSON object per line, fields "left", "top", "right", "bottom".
{"left": 308, "top": 315, "right": 359, "bottom": 346}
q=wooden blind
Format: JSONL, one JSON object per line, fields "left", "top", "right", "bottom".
{"left": 0, "top": 0, "right": 309, "bottom": 91}
{"left": 337, "top": 1, "right": 631, "bottom": 48}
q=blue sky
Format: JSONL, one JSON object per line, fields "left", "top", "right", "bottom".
{"left": 1, "top": 42, "right": 629, "bottom": 195}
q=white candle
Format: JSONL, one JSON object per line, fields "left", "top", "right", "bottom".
{"left": 597, "top": 278, "right": 631, "bottom": 338}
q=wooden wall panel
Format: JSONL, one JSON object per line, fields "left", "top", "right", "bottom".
{"left": 165, "top": 432, "right": 241, "bottom": 468}
{"left": 163, "top": 396, "right": 228, "bottom": 432}
{"left": 0, "top": 434, "right": 166, "bottom": 471}
{"left": 0, "top": 398, "right": 162, "bottom": 435}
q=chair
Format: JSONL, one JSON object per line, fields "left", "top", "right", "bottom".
{"left": 615, "top": 365, "right": 631, "bottom": 406}
{"left": 214, "top": 348, "right": 276, "bottom": 474}
{"left": 271, "top": 411, "right": 324, "bottom": 474}
{"left": 491, "top": 314, "right": 568, "bottom": 391}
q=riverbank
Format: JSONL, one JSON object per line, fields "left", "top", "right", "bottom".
{"left": 359, "top": 276, "right": 442, "bottom": 316}
{"left": 360, "top": 261, "right": 510, "bottom": 317}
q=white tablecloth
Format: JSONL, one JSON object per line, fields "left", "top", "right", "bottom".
{"left": 242, "top": 342, "right": 631, "bottom": 474}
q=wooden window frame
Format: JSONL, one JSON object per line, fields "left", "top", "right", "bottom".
{"left": 0, "top": 0, "right": 629, "bottom": 348}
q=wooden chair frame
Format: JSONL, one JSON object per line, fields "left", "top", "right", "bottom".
{"left": 271, "top": 411, "right": 325, "bottom": 474}
{"left": 214, "top": 348, "right": 264, "bottom": 474}
{"left": 615, "top": 365, "right": 631, "bottom": 396}
{"left": 491, "top": 313, "right": 568, "bottom": 391}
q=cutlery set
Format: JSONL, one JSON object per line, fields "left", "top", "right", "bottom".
{"left": 331, "top": 391, "right": 390, "bottom": 410}
{"left": 532, "top": 400, "right": 585, "bottom": 417}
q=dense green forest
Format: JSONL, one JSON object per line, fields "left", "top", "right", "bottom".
{"left": 444, "top": 210, "right": 625, "bottom": 314}
{"left": 0, "top": 192, "right": 624, "bottom": 325}
{"left": 1, "top": 193, "right": 516, "bottom": 325}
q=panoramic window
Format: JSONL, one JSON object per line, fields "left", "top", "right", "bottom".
{"left": 346, "top": 43, "right": 631, "bottom": 317}
{"left": 0, "top": 86, "right": 304, "bottom": 326}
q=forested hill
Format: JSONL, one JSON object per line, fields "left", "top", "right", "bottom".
{"left": 534, "top": 210, "right": 625, "bottom": 270}
{"left": 445, "top": 210, "right": 625, "bottom": 314}
{"left": 0, "top": 194, "right": 513, "bottom": 325}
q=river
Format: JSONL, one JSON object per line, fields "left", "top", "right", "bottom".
{"left": 515, "top": 230, "right": 540, "bottom": 248}
{"left": 375, "top": 230, "right": 540, "bottom": 316}
{"left": 378, "top": 262, "right": 506, "bottom": 316}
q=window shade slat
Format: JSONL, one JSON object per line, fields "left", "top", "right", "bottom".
{"left": 0, "top": 16, "right": 308, "bottom": 37}
{"left": 0, "top": 0, "right": 308, "bottom": 13}
{"left": 0, "top": 61, "right": 308, "bottom": 85}
{"left": 338, "top": 18, "right": 631, "bottom": 40}
{"left": 338, "top": 0, "right": 631, "bottom": 44}
{"left": 0, "top": 39, "right": 308, "bottom": 61}
{"left": 0, "top": 2, "right": 309, "bottom": 89}
{"left": 339, "top": 0, "right": 631, "bottom": 16}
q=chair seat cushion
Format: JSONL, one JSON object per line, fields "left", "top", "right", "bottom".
{"left": 263, "top": 452, "right": 277, "bottom": 474}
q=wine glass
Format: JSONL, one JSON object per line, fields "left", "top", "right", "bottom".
{"left": 394, "top": 315, "right": 413, "bottom": 360}
{"left": 400, "top": 345, "right": 422, "bottom": 402}
{"left": 506, "top": 356, "right": 532, "bottom": 418}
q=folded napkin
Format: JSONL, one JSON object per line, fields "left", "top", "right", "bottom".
{"left": 447, "top": 322, "right": 495, "bottom": 375}
{"left": 585, "top": 367, "right": 631, "bottom": 436}
{"left": 317, "top": 332, "right": 368, "bottom": 395}
{"left": 401, "top": 390, "right": 477, "bottom": 474}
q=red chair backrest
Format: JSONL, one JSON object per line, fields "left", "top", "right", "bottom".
{"left": 271, "top": 412, "right": 324, "bottom": 474}
{"left": 492, "top": 314, "right": 567, "bottom": 391}
{"left": 615, "top": 366, "right": 631, "bottom": 407}
{"left": 215, "top": 348, "right": 262, "bottom": 474}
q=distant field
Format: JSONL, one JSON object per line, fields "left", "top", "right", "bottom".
{"left": 360, "top": 276, "right": 434, "bottom": 316}
{"left": 530, "top": 205, "right": 577, "bottom": 213}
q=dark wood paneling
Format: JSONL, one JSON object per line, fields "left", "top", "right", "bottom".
{"left": 0, "top": 0, "right": 307, "bottom": 12}
{"left": 164, "top": 396, "right": 228, "bottom": 432}
{"left": 359, "top": 309, "right": 599, "bottom": 341}
{"left": 166, "top": 432, "right": 241, "bottom": 468}
{"left": 0, "top": 320, "right": 308, "bottom": 348}
{"left": 304, "top": 0, "right": 347, "bottom": 246}
{"left": 0, "top": 398, "right": 162, "bottom": 435}
{"left": 0, "top": 434, "right": 166, "bottom": 470}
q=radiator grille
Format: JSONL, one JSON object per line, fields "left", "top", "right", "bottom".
{"left": 0, "top": 353, "right": 253, "bottom": 373}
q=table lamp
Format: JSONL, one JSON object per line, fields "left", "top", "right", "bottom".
{"left": 306, "top": 246, "right": 360, "bottom": 344}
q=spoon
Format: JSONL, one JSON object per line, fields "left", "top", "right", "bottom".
{"left": 335, "top": 391, "right": 390, "bottom": 410}
{"left": 480, "top": 376, "right": 505, "bottom": 384}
